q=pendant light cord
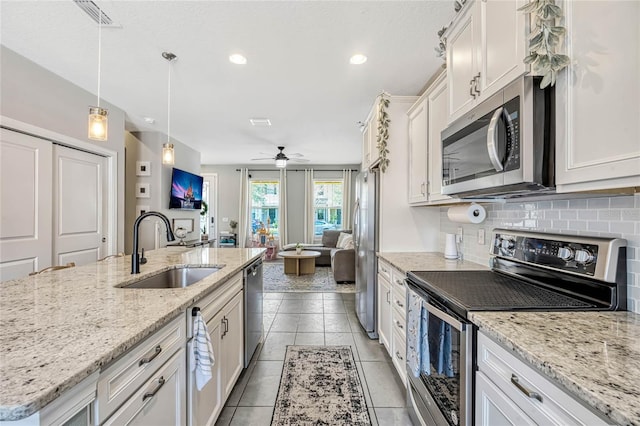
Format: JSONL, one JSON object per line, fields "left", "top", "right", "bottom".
{"left": 167, "top": 62, "right": 171, "bottom": 143}
{"left": 97, "top": 7, "right": 102, "bottom": 107}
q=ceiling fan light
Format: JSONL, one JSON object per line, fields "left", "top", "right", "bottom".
{"left": 88, "top": 106, "right": 108, "bottom": 141}
{"left": 162, "top": 143, "right": 175, "bottom": 165}
{"left": 275, "top": 158, "right": 287, "bottom": 168}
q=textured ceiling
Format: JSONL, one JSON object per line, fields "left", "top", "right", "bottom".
{"left": 1, "top": 1, "right": 454, "bottom": 165}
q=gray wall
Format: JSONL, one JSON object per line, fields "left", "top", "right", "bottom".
{"left": 125, "top": 131, "right": 201, "bottom": 253}
{"left": 436, "top": 194, "right": 640, "bottom": 314}
{"left": 200, "top": 164, "right": 359, "bottom": 244}
{"left": 0, "top": 46, "right": 126, "bottom": 252}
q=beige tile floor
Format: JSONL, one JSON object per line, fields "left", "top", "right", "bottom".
{"left": 215, "top": 292, "right": 414, "bottom": 426}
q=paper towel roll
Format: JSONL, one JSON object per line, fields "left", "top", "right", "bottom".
{"left": 447, "top": 203, "right": 486, "bottom": 224}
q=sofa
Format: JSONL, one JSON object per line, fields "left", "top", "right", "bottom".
{"left": 283, "top": 229, "right": 355, "bottom": 283}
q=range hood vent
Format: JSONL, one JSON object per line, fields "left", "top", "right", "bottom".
{"left": 74, "top": 0, "right": 117, "bottom": 26}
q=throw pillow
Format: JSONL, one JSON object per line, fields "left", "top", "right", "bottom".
{"left": 336, "top": 232, "right": 350, "bottom": 249}
{"left": 343, "top": 236, "right": 354, "bottom": 250}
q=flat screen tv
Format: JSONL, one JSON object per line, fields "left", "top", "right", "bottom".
{"left": 169, "top": 168, "right": 203, "bottom": 210}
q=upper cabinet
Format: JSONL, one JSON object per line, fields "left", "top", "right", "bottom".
{"left": 445, "top": 0, "right": 528, "bottom": 123}
{"left": 362, "top": 99, "right": 380, "bottom": 170}
{"left": 555, "top": 0, "right": 640, "bottom": 192}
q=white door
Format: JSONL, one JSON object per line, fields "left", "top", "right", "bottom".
{"left": 201, "top": 173, "right": 218, "bottom": 246}
{"left": 0, "top": 128, "right": 53, "bottom": 281}
{"left": 53, "top": 145, "right": 107, "bottom": 266}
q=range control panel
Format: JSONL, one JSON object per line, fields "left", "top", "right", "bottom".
{"left": 492, "top": 231, "right": 600, "bottom": 276}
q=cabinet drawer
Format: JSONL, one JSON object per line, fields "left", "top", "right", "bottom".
{"left": 477, "top": 332, "right": 612, "bottom": 425}
{"left": 97, "top": 315, "right": 186, "bottom": 424}
{"left": 377, "top": 259, "right": 391, "bottom": 282}
{"left": 103, "top": 348, "right": 186, "bottom": 426}
{"left": 187, "top": 271, "right": 242, "bottom": 335}
{"left": 391, "top": 329, "right": 407, "bottom": 387}
{"left": 391, "top": 304, "right": 406, "bottom": 340}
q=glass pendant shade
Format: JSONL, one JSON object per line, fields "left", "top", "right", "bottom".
{"left": 275, "top": 158, "right": 287, "bottom": 168}
{"left": 88, "top": 107, "right": 108, "bottom": 141}
{"left": 162, "top": 143, "right": 175, "bottom": 165}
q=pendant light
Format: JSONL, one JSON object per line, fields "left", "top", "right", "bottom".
{"left": 88, "top": 6, "right": 108, "bottom": 141}
{"left": 162, "top": 52, "right": 177, "bottom": 165}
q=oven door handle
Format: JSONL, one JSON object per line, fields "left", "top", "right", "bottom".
{"left": 487, "top": 107, "right": 505, "bottom": 172}
{"left": 407, "top": 284, "right": 466, "bottom": 331}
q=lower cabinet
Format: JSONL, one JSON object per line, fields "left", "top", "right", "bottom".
{"left": 220, "top": 291, "right": 244, "bottom": 399}
{"left": 476, "top": 331, "right": 613, "bottom": 426}
{"left": 103, "top": 348, "right": 186, "bottom": 426}
{"left": 376, "top": 271, "right": 392, "bottom": 354}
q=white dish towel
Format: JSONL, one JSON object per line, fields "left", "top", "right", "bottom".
{"left": 190, "top": 311, "right": 215, "bottom": 391}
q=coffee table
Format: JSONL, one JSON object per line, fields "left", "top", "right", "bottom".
{"left": 278, "top": 250, "right": 321, "bottom": 276}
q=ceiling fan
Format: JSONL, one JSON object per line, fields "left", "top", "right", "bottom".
{"left": 251, "top": 146, "right": 309, "bottom": 168}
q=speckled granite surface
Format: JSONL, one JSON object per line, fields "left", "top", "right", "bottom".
{"left": 377, "top": 252, "right": 489, "bottom": 274}
{"left": 471, "top": 311, "right": 640, "bottom": 426}
{"left": 0, "top": 247, "right": 264, "bottom": 421}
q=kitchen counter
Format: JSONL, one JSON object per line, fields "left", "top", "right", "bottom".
{"left": 471, "top": 311, "right": 640, "bottom": 426}
{"left": 0, "top": 247, "right": 265, "bottom": 421}
{"left": 377, "top": 251, "right": 489, "bottom": 274}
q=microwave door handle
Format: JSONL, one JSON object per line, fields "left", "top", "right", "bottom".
{"left": 487, "top": 107, "right": 505, "bottom": 172}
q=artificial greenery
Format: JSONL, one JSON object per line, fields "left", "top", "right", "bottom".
{"left": 519, "top": 0, "right": 570, "bottom": 88}
{"left": 376, "top": 94, "right": 391, "bottom": 173}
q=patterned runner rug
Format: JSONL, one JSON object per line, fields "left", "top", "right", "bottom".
{"left": 263, "top": 262, "right": 355, "bottom": 293}
{"left": 271, "top": 346, "right": 371, "bottom": 426}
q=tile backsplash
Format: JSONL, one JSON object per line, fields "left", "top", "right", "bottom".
{"left": 439, "top": 194, "right": 640, "bottom": 314}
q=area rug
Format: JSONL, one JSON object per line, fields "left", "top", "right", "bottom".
{"left": 263, "top": 262, "right": 355, "bottom": 293}
{"left": 271, "top": 346, "right": 371, "bottom": 426}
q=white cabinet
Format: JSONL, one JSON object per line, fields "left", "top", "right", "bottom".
{"left": 427, "top": 74, "right": 453, "bottom": 203}
{"left": 376, "top": 269, "right": 392, "bottom": 353}
{"left": 187, "top": 272, "right": 244, "bottom": 426}
{"left": 361, "top": 121, "right": 372, "bottom": 170}
{"left": 445, "top": 0, "right": 528, "bottom": 122}
{"left": 103, "top": 348, "right": 186, "bottom": 426}
{"left": 476, "top": 331, "right": 613, "bottom": 426}
{"left": 407, "top": 97, "right": 429, "bottom": 204}
{"left": 555, "top": 0, "right": 640, "bottom": 192}
{"left": 361, "top": 98, "right": 381, "bottom": 170}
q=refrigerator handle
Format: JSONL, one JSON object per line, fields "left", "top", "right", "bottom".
{"left": 353, "top": 199, "right": 360, "bottom": 246}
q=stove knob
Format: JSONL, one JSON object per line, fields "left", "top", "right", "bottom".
{"left": 557, "top": 247, "right": 574, "bottom": 261}
{"left": 575, "top": 249, "right": 595, "bottom": 264}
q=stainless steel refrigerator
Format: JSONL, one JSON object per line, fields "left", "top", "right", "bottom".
{"left": 354, "top": 170, "right": 378, "bottom": 339}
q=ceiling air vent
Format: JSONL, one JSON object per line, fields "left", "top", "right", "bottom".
{"left": 249, "top": 118, "right": 272, "bottom": 127}
{"left": 74, "top": 0, "right": 117, "bottom": 26}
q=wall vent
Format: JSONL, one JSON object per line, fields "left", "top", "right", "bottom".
{"left": 74, "top": 0, "right": 117, "bottom": 26}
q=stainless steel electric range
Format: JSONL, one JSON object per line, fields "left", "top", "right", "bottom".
{"left": 405, "top": 229, "right": 627, "bottom": 426}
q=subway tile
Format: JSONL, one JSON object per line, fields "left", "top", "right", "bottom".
{"left": 610, "top": 222, "right": 635, "bottom": 235}
{"left": 577, "top": 210, "right": 598, "bottom": 220}
{"left": 544, "top": 210, "right": 560, "bottom": 220}
{"left": 611, "top": 196, "right": 635, "bottom": 208}
{"left": 567, "top": 220, "right": 587, "bottom": 231}
{"left": 560, "top": 210, "right": 577, "bottom": 220}
{"left": 588, "top": 197, "right": 610, "bottom": 209}
{"left": 569, "top": 199, "right": 588, "bottom": 209}
{"left": 553, "top": 200, "right": 569, "bottom": 209}
{"left": 587, "top": 221, "right": 609, "bottom": 232}
{"left": 552, "top": 220, "right": 568, "bottom": 230}
{"left": 599, "top": 210, "right": 621, "bottom": 221}
{"left": 621, "top": 209, "right": 640, "bottom": 221}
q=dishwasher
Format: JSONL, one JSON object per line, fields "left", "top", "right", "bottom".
{"left": 243, "top": 258, "right": 263, "bottom": 367}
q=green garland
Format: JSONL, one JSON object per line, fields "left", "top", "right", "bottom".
{"left": 376, "top": 94, "right": 391, "bottom": 173}
{"left": 519, "top": 0, "right": 570, "bottom": 88}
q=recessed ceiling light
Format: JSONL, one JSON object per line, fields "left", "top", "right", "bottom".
{"left": 249, "top": 118, "right": 272, "bottom": 127}
{"left": 143, "top": 117, "right": 155, "bottom": 124}
{"left": 349, "top": 54, "right": 367, "bottom": 65}
{"left": 229, "top": 54, "right": 247, "bottom": 65}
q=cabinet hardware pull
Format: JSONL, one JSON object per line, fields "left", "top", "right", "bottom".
{"left": 395, "top": 320, "right": 404, "bottom": 329}
{"left": 139, "top": 345, "right": 162, "bottom": 366}
{"left": 225, "top": 317, "right": 229, "bottom": 335}
{"left": 395, "top": 279, "right": 403, "bottom": 286}
{"left": 469, "top": 80, "right": 475, "bottom": 99}
{"left": 511, "top": 374, "right": 543, "bottom": 402}
{"left": 395, "top": 300, "right": 404, "bottom": 308}
{"left": 142, "top": 376, "right": 165, "bottom": 401}
{"left": 395, "top": 351, "right": 404, "bottom": 361}
{"left": 474, "top": 73, "right": 481, "bottom": 95}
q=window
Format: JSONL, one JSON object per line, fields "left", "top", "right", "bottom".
{"left": 250, "top": 180, "right": 279, "bottom": 240}
{"left": 313, "top": 180, "right": 343, "bottom": 239}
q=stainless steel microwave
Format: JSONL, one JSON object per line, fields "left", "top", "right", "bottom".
{"left": 441, "top": 77, "right": 554, "bottom": 198}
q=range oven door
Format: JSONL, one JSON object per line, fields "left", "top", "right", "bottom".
{"left": 406, "top": 284, "right": 473, "bottom": 426}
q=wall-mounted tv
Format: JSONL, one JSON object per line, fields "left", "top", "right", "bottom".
{"left": 169, "top": 168, "right": 203, "bottom": 210}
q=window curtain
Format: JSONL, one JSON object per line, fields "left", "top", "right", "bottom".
{"left": 303, "top": 168, "right": 315, "bottom": 244}
{"left": 278, "top": 169, "right": 288, "bottom": 246}
{"left": 342, "top": 169, "right": 353, "bottom": 231}
{"left": 237, "top": 168, "right": 250, "bottom": 248}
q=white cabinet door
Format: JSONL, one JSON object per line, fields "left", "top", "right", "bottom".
{"left": 555, "top": 0, "right": 640, "bottom": 192}
{"left": 427, "top": 74, "right": 452, "bottom": 203}
{"left": 362, "top": 123, "right": 371, "bottom": 170}
{"left": 0, "top": 128, "right": 52, "bottom": 281}
{"left": 53, "top": 145, "right": 107, "bottom": 266}
{"left": 221, "top": 291, "right": 244, "bottom": 400}
{"left": 189, "top": 310, "right": 224, "bottom": 426}
{"left": 104, "top": 348, "right": 186, "bottom": 426}
{"left": 376, "top": 273, "right": 392, "bottom": 354}
{"left": 407, "top": 98, "right": 428, "bottom": 204}
{"left": 446, "top": 3, "right": 479, "bottom": 122}
{"left": 476, "top": 371, "right": 536, "bottom": 426}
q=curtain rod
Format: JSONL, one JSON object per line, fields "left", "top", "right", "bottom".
{"left": 235, "top": 168, "right": 359, "bottom": 172}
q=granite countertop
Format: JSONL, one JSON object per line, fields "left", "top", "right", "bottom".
{"left": 471, "top": 311, "right": 640, "bottom": 426}
{"left": 377, "top": 251, "right": 489, "bottom": 274}
{"left": 0, "top": 247, "right": 264, "bottom": 421}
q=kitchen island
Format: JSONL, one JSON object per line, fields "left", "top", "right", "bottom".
{"left": 0, "top": 247, "right": 264, "bottom": 421}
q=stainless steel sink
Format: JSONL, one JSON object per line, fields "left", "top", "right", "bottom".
{"left": 122, "top": 266, "right": 221, "bottom": 289}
